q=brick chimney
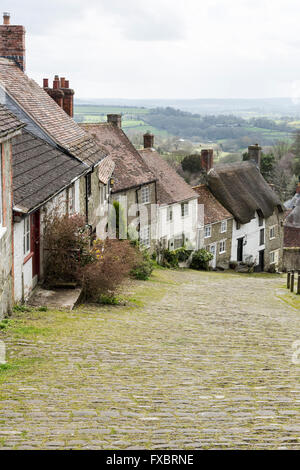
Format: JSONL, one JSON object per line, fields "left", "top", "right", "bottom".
{"left": 248, "top": 144, "right": 261, "bottom": 168}
{"left": 143, "top": 132, "right": 154, "bottom": 149}
{"left": 43, "top": 75, "right": 75, "bottom": 117}
{"left": 201, "top": 149, "right": 214, "bottom": 172}
{"left": 0, "top": 13, "right": 26, "bottom": 71}
{"left": 107, "top": 114, "right": 122, "bottom": 128}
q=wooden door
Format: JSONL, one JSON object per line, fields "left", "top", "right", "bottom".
{"left": 237, "top": 237, "right": 244, "bottom": 262}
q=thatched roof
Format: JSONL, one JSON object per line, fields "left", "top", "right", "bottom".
{"left": 207, "top": 161, "right": 283, "bottom": 224}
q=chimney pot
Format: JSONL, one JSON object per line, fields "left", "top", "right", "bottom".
{"left": 201, "top": 148, "right": 214, "bottom": 172}
{"left": 43, "top": 78, "right": 49, "bottom": 88}
{"left": 53, "top": 79, "right": 60, "bottom": 89}
{"left": 0, "top": 13, "right": 26, "bottom": 70}
{"left": 64, "top": 79, "right": 69, "bottom": 88}
{"left": 107, "top": 114, "right": 122, "bottom": 128}
{"left": 248, "top": 144, "right": 262, "bottom": 169}
{"left": 3, "top": 12, "right": 10, "bottom": 25}
{"left": 60, "top": 77, "right": 66, "bottom": 88}
{"left": 143, "top": 132, "right": 154, "bottom": 149}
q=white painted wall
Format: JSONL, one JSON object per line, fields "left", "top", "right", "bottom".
{"left": 14, "top": 218, "right": 33, "bottom": 302}
{"left": 158, "top": 198, "right": 198, "bottom": 249}
{"left": 231, "top": 212, "right": 265, "bottom": 265}
{"left": 14, "top": 185, "right": 78, "bottom": 303}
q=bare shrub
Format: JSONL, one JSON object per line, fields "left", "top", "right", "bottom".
{"left": 79, "top": 239, "right": 138, "bottom": 302}
{"left": 43, "top": 212, "right": 90, "bottom": 285}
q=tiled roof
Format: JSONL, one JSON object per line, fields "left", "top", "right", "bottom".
{"left": 208, "top": 161, "right": 284, "bottom": 224}
{"left": 193, "top": 184, "right": 233, "bottom": 224}
{"left": 12, "top": 130, "right": 87, "bottom": 212}
{"left": 139, "top": 148, "right": 198, "bottom": 205}
{"left": 98, "top": 156, "right": 115, "bottom": 185}
{"left": 80, "top": 123, "right": 156, "bottom": 192}
{"left": 0, "top": 59, "right": 105, "bottom": 165}
{"left": 0, "top": 102, "right": 24, "bottom": 138}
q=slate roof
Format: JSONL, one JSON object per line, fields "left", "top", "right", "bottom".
{"left": 139, "top": 148, "right": 198, "bottom": 205}
{"left": 207, "top": 161, "right": 284, "bottom": 224}
{"left": 193, "top": 184, "right": 233, "bottom": 225}
{"left": 12, "top": 130, "right": 87, "bottom": 212}
{"left": 80, "top": 123, "right": 156, "bottom": 192}
{"left": 0, "top": 58, "right": 105, "bottom": 165}
{"left": 0, "top": 102, "right": 24, "bottom": 138}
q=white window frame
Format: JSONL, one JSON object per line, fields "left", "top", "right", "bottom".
{"left": 219, "top": 240, "right": 226, "bottom": 254}
{"left": 68, "top": 184, "right": 75, "bottom": 215}
{"left": 141, "top": 186, "right": 150, "bottom": 204}
{"left": 269, "top": 225, "right": 276, "bottom": 240}
{"left": 270, "top": 251, "right": 275, "bottom": 264}
{"left": 140, "top": 225, "right": 150, "bottom": 248}
{"left": 24, "top": 216, "right": 31, "bottom": 256}
{"left": 204, "top": 225, "right": 211, "bottom": 238}
{"left": 181, "top": 202, "right": 189, "bottom": 218}
{"left": 221, "top": 220, "right": 227, "bottom": 233}
{"left": 167, "top": 206, "right": 173, "bottom": 222}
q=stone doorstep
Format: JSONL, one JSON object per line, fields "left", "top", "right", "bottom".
{"left": 27, "top": 285, "right": 82, "bottom": 311}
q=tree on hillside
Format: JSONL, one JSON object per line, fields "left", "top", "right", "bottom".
{"left": 260, "top": 153, "right": 276, "bottom": 182}
{"left": 292, "top": 130, "right": 300, "bottom": 176}
{"left": 181, "top": 154, "right": 202, "bottom": 173}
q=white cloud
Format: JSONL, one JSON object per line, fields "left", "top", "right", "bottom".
{"left": 3, "top": 0, "right": 300, "bottom": 98}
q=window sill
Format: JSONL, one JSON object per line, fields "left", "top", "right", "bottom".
{"left": 23, "top": 252, "right": 34, "bottom": 265}
{"left": 219, "top": 251, "right": 226, "bottom": 254}
{"left": 270, "top": 237, "right": 276, "bottom": 240}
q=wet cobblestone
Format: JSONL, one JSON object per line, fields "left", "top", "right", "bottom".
{"left": 0, "top": 269, "right": 299, "bottom": 449}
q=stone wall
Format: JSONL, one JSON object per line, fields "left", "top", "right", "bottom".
{"left": 265, "top": 208, "right": 284, "bottom": 271}
{"left": 0, "top": 140, "right": 13, "bottom": 318}
{"left": 204, "top": 218, "right": 234, "bottom": 268}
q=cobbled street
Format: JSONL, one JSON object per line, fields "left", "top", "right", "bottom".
{"left": 0, "top": 269, "right": 299, "bottom": 450}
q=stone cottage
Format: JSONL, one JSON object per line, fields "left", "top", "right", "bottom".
{"left": 139, "top": 133, "right": 199, "bottom": 251}
{"left": 0, "top": 104, "right": 24, "bottom": 317}
{"left": 81, "top": 117, "right": 158, "bottom": 248}
{"left": 207, "top": 159, "right": 284, "bottom": 272}
{"left": 193, "top": 184, "right": 234, "bottom": 269}
{"left": 0, "top": 13, "right": 113, "bottom": 302}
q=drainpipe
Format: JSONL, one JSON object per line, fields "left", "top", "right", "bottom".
{"left": 85, "top": 175, "right": 89, "bottom": 225}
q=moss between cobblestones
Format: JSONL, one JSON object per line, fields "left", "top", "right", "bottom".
{"left": 0, "top": 269, "right": 299, "bottom": 450}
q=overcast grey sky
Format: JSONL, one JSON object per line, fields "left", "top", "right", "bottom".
{"left": 3, "top": 0, "right": 300, "bottom": 99}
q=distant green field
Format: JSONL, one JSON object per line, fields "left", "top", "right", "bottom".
{"left": 74, "top": 105, "right": 170, "bottom": 137}
{"left": 75, "top": 105, "right": 150, "bottom": 116}
{"left": 74, "top": 104, "right": 297, "bottom": 153}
